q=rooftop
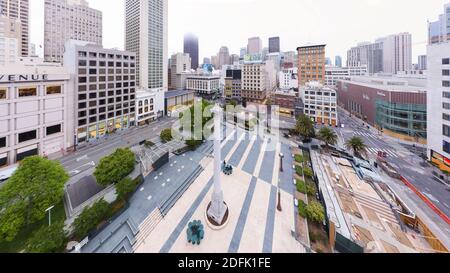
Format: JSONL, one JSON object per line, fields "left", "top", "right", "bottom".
{"left": 165, "top": 89, "right": 195, "bottom": 99}
{"left": 339, "top": 75, "right": 427, "bottom": 93}
{"left": 311, "top": 150, "right": 431, "bottom": 253}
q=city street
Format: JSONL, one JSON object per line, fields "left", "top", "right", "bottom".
{"left": 58, "top": 117, "right": 176, "bottom": 177}
{"left": 334, "top": 108, "right": 450, "bottom": 241}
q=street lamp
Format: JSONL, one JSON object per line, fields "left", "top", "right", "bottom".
{"left": 279, "top": 153, "right": 284, "bottom": 172}
{"left": 45, "top": 205, "right": 55, "bottom": 226}
{"left": 277, "top": 153, "right": 284, "bottom": 212}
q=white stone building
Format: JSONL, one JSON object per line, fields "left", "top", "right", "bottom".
{"left": 427, "top": 42, "right": 450, "bottom": 171}
{"left": 186, "top": 74, "right": 220, "bottom": 97}
{"left": 325, "top": 65, "right": 367, "bottom": 87}
{"left": 0, "top": 60, "right": 73, "bottom": 168}
{"left": 301, "top": 81, "right": 338, "bottom": 126}
{"left": 44, "top": 0, "right": 102, "bottom": 63}
{"left": 136, "top": 89, "right": 164, "bottom": 126}
{"left": 278, "top": 67, "right": 298, "bottom": 90}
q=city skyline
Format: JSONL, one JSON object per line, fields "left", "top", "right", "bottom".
{"left": 29, "top": 0, "right": 448, "bottom": 64}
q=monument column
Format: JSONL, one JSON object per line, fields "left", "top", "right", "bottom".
{"left": 207, "top": 104, "right": 228, "bottom": 226}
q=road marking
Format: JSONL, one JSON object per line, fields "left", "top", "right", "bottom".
{"left": 140, "top": 187, "right": 145, "bottom": 192}
{"left": 154, "top": 176, "right": 158, "bottom": 180}
{"left": 167, "top": 178, "right": 170, "bottom": 182}
{"left": 162, "top": 183, "right": 166, "bottom": 187}
{"left": 76, "top": 155, "right": 88, "bottom": 162}
{"left": 147, "top": 195, "right": 152, "bottom": 201}
{"left": 444, "top": 203, "right": 449, "bottom": 209}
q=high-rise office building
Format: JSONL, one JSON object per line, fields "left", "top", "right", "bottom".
{"left": 247, "top": 37, "right": 262, "bottom": 55}
{"left": 169, "top": 52, "right": 191, "bottom": 90}
{"left": 377, "top": 32, "right": 412, "bottom": 74}
{"left": 218, "top": 46, "right": 230, "bottom": 68}
{"left": 428, "top": 3, "right": 450, "bottom": 45}
{"left": 418, "top": 55, "right": 427, "bottom": 71}
{"left": 44, "top": 0, "right": 102, "bottom": 63}
{"left": 125, "top": 0, "right": 168, "bottom": 91}
{"left": 297, "top": 44, "right": 326, "bottom": 86}
{"left": 269, "top": 37, "right": 280, "bottom": 53}
{"left": 0, "top": 0, "right": 28, "bottom": 56}
{"left": 64, "top": 40, "right": 137, "bottom": 145}
{"left": 240, "top": 47, "right": 247, "bottom": 59}
{"left": 184, "top": 33, "right": 199, "bottom": 70}
{"left": 347, "top": 41, "right": 384, "bottom": 74}
{"left": 335, "top": 56, "right": 342, "bottom": 67}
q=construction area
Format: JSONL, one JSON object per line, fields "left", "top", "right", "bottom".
{"left": 310, "top": 149, "right": 442, "bottom": 253}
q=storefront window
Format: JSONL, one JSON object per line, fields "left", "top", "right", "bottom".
{"left": 89, "top": 125, "right": 97, "bottom": 139}
{"left": 18, "top": 87, "right": 37, "bottom": 97}
{"left": 46, "top": 86, "right": 62, "bottom": 95}
{"left": 0, "top": 88, "right": 6, "bottom": 100}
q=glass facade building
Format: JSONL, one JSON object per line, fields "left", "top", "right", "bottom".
{"left": 375, "top": 100, "right": 427, "bottom": 139}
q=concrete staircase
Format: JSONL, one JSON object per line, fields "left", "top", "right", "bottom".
{"left": 133, "top": 209, "right": 164, "bottom": 251}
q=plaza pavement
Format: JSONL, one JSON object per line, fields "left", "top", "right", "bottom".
{"left": 135, "top": 126, "right": 305, "bottom": 253}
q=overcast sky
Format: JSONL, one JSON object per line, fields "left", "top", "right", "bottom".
{"left": 30, "top": 0, "right": 448, "bottom": 64}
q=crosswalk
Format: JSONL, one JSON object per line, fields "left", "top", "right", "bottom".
{"left": 366, "top": 147, "right": 399, "bottom": 158}
{"left": 353, "top": 131, "right": 379, "bottom": 139}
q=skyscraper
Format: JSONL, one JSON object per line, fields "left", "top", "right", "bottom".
{"left": 347, "top": 42, "right": 383, "bottom": 74}
{"left": 269, "top": 37, "right": 280, "bottom": 53}
{"left": 218, "top": 46, "right": 230, "bottom": 68}
{"left": 125, "top": 0, "right": 168, "bottom": 91}
{"left": 247, "top": 37, "right": 262, "bottom": 55}
{"left": 184, "top": 33, "right": 199, "bottom": 70}
{"left": 428, "top": 3, "right": 450, "bottom": 45}
{"left": 335, "top": 56, "right": 342, "bottom": 67}
{"left": 377, "top": 32, "right": 412, "bottom": 74}
{"left": 44, "top": 0, "right": 102, "bottom": 63}
{"left": 297, "top": 44, "right": 326, "bottom": 86}
{"left": 418, "top": 55, "right": 427, "bottom": 70}
{"left": 0, "top": 0, "right": 28, "bottom": 56}
{"left": 0, "top": 15, "right": 21, "bottom": 65}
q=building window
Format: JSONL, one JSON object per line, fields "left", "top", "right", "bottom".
{"left": 443, "top": 58, "right": 450, "bottom": 65}
{"left": 0, "top": 136, "right": 5, "bottom": 148}
{"left": 443, "top": 70, "right": 450, "bottom": 76}
{"left": 16, "top": 148, "right": 38, "bottom": 162}
{"left": 443, "top": 81, "right": 450, "bottom": 87}
{"left": 444, "top": 103, "right": 450, "bottom": 110}
{"left": 46, "top": 86, "right": 62, "bottom": 95}
{"left": 18, "top": 130, "right": 37, "bottom": 143}
{"left": 444, "top": 124, "right": 450, "bottom": 137}
{"left": 444, "top": 113, "right": 450, "bottom": 121}
{"left": 46, "top": 124, "right": 61, "bottom": 136}
{"left": 18, "top": 87, "right": 37, "bottom": 97}
{"left": 0, "top": 88, "right": 6, "bottom": 99}
{"left": 444, "top": 140, "right": 450, "bottom": 154}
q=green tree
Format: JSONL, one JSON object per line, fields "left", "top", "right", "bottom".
{"left": 0, "top": 156, "right": 68, "bottom": 242}
{"left": 94, "top": 148, "right": 135, "bottom": 187}
{"left": 73, "top": 199, "right": 110, "bottom": 240}
{"left": 345, "top": 137, "right": 368, "bottom": 158}
{"left": 160, "top": 128, "right": 173, "bottom": 143}
{"left": 26, "top": 221, "right": 67, "bottom": 253}
{"left": 115, "top": 178, "right": 137, "bottom": 201}
{"left": 303, "top": 167, "right": 314, "bottom": 178}
{"left": 306, "top": 201, "right": 325, "bottom": 223}
{"left": 318, "top": 127, "right": 338, "bottom": 150}
{"left": 296, "top": 114, "right": 315, "bottom": 141}
{"left": 182, "top": 99, "right": 213, "bottom": 145}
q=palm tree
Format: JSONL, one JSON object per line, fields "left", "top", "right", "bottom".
{"left": 318, "top": 127, "right": 338, "bottom": 151}
{"left": 296, "top": 114, "right": 315, "bottom": 141}
{"left": 345, "top": 137, "right": 368, "bottom": 158}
